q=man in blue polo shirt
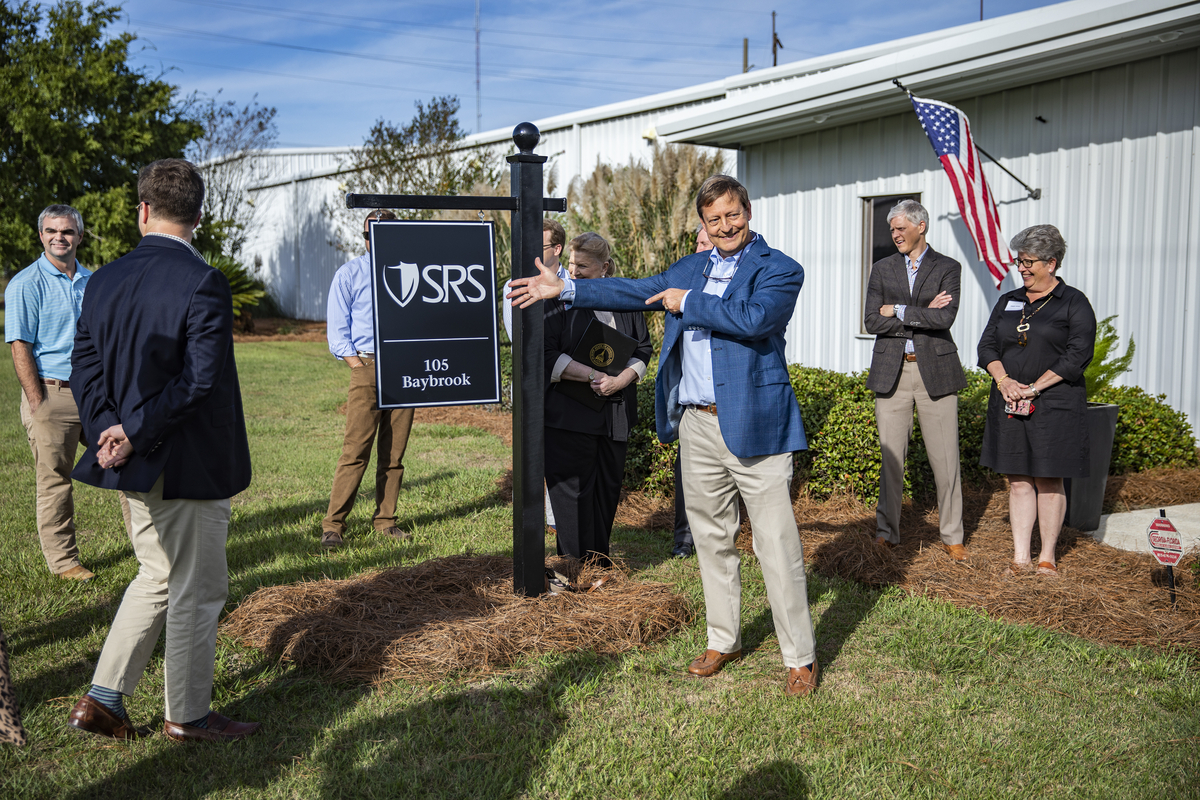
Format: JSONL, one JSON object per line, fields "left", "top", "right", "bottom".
{"left": 5, "top": 205, "right": 98, "bottom": 580}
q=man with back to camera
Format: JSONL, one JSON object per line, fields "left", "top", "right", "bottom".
{"left": 321, "top": 209, "right": 415, "bottom": 549}
{"left": 5, "top": 204, "right": 131, "bottom": 581}
{"left": 510, "top": 175, "right": 820, "bottom": 697}
{"left": 863, "top": 199, "right": 968, "bottom": 559}
{"left": 65, "top": 158, "right": 260, "bottom": 742}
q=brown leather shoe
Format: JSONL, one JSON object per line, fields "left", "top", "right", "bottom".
{"left": 321, "top": 530, "right": 343, "bottom": 549}
{"left": 67, "top": 695, "right": 149, "bottom": 740}
{"left": 874, "top": 536, "right": 895, "bottom": 550}
{"left": 687, "top": 649, "right": 742, "bottom": 677}
{"left": 785, "top": 661, "right": 819, "bottom": 697}
{"left": 163, "top": 711, "right": 262, "bottom": 743}
{"left": 380, "top": 526, "right": 412, "bottom": 542}
{"left": 942, "top": 543, "right": 969, "bottom": 561}
{"left": 59, "top": 565, "right": 96, "bottom": 582}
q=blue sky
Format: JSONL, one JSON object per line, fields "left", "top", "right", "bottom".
{"left": 99, "top": 0, "right": 1062, "bottom": 148}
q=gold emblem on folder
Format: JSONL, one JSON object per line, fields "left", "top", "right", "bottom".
{"left": 589, "top": 343, "right": 615, "bottom": 368}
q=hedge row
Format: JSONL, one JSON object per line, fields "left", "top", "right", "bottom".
{"left": 622, "top": 366, "right": 1198, "bottom": 505}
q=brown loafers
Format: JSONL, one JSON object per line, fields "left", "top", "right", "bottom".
{"left": 785, "top": 661, "right": 819, "bottom": 697}
{"left": 320, "top": 530, "right": 343, "bottom": 549}
{"left": 874, "top": 536, "right": 895, "bottom": 550}
{"left": 67, "top": 695, "right": 149, "bottom": 740}
{"left": 942, "top": 543, "right": 969, "bottom": 561}
{"left": 380, "top": 526, "right": 412, "bottom": 542}
{"left": 687, "top": 649, "right": 742, "bottom": 677}
{"left": 163, "top": 711, "right": 262, "bottom": 743}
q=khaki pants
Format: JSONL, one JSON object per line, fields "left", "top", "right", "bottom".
{"left": 680, "top": 408, "right": 816, "bottom": 669}
{"left": 19, "top": 384, "right": 84, "bottom": 573}
{"left": 322, "top": 361, "right": 414, "bottom": 534}
{"left": 874, "top": 360, "right": 964, "bottom": 545}
{"left": 92, "top": 475, "right": 230, "bottom": 723}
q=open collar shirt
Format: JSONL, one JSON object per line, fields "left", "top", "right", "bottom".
{"left": 327, "top": 253, "right": 376, "bottom": 358}
{"left": 3, "top": 254, "right": 91, "bottom": 380}
{"left": 892, "top": 246, "right": 927, "bottom": 354}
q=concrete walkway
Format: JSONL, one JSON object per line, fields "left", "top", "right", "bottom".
{"left": 1088, "top": 503, "right": 1200, "bottom": 555}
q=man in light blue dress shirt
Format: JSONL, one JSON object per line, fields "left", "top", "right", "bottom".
{"left": 320, "top": 209, "right": 414, "bottom": 548}
{"left": 5, "top": 205, "right": 105, "bottom": 580}
{"left": 510, "top": 176, "right": 820, "bottom": 697}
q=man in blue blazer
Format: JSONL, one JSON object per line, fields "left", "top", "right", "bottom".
{"left": 65, "top": 159, "right": 261, "bottom": 743}
{"left": 510, "top": 175, "right": 818, "bottom": 697}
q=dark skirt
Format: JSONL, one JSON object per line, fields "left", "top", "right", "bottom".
{"left": 979, "top": 383, "right": 1090, "bottom": 478}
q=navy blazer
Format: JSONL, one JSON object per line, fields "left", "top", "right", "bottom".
{"left": 572, "top": 235, "right": 806, "bottom": 459}
{"left": 71, "top": 236, "right": 252, "bottom": 500}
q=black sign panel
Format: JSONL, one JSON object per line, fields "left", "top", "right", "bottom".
{"left": 369, "top": 220, "right": 500, "bottom": 407}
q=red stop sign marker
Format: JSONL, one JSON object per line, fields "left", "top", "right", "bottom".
{"left": 1147, "top": 516, "right": 1183, "bottom": 566}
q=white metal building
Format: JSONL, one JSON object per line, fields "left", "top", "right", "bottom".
{"left": 239, "top": 0, "right": 1200, "bottom": 429}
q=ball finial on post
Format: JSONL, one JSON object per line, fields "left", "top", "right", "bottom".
{"left": 512, "top": 122, "right": 540, "bottom": 155}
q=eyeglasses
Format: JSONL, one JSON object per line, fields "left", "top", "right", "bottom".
{"left": 543, "top": 243, "right": 556, "bottom": 251}
{"left": 1014, "top": 258, "right": 1043, "bottom": 270}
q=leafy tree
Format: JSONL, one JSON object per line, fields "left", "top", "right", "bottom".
{"left": 1, "top": 0, "right": 201, "bottom": 271}
{"left": 329, "top": 96, "right": 501, "bottom": 254}
{"left": 1085, "top": 314, "right": 1135, "bottom": 399}
{"left": 189, "top": 93, "right": 278, "bottom": 257}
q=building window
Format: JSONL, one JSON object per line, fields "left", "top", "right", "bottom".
{"left": 860, "top": 193, "right": 921, "bottom": 335}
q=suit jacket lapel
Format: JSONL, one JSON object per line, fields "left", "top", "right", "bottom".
{"left": 910, "top": 248, "right": 937, "bottom": 302}
{"left": 719, "top": 235, "right": 768, "bottom": 300}
{"left": 888, "top": 254, "right": 913, "bottom": 305}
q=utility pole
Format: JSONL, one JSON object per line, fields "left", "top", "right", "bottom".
{"left": 475, "top": 0, "right": 482, "bottom": 132}
{"left": 772, "top": 11, "right": 783, "bottom": 67}
{"left": 743, "top": 38, "right": 749, "bottom": 72}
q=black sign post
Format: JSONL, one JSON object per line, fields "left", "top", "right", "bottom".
{"left": 346, "top": 123, "right": 563, "bottom": 597}
{"left": 369, "top": 220, "right": 500, "bottom": 407}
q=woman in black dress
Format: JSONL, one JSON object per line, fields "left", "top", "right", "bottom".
{"left": 544, "top": 233, "right": 653, "bottom": 564}
{"left": 978, "top": 224, "right": 1096, "bottom": 577}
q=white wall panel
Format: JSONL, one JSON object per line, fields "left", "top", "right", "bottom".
{"left": 740, "top": 46, "right": 1199, "bottom": 430}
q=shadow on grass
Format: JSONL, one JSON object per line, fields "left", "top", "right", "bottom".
{"left": 61, "top": 652, "right": 617, "bottom": 800}
{"left": 720, "top": 760, "right": 809, "bottom": 799}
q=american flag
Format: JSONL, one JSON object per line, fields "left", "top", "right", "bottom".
{"left": 910, "top": 94, "right": 1012, "bottom": 287}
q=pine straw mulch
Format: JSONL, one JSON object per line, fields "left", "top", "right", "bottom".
{"left": 222, "top": 554, "right": 691, "bottom": 684}
{"left": 621, "top": 468, "right": 1200, "bottom": 656}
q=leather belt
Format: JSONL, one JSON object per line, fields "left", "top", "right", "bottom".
{"left": 903, "top": 353, "right": 917, "bottom": 362}
{"left": 356, "top": 351, "right": 375, "bottom": 359}
{"left": 688, "top": 403, "right": 718, "bottom": 416}
{"left": 40, "top": 378, "right": 70, "bottom": 388}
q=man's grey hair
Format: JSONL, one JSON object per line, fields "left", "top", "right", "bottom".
{"left": 1010, "top": 224, "right": 1067, "bottom": 270}
{"left": 885, "top": 199, "right": 928, "bottom": 230}
{"left": 38, "top": 204, "right": 84, "bottom": 234}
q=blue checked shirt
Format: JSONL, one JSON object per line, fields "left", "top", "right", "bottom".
{"left": 893, "top": 247, "right": 926, "bottom": 355}
{"left": 327, "top": 253, "right": 376, "bottom": 358}
{"left": 4, "top": 255, "right": 91, "bottom": 380}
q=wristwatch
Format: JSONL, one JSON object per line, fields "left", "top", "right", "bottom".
{"left": 588, "top": 369, "right": 596, "bottom": 382}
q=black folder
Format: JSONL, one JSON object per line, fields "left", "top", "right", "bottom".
{"left": 555, "top": 318, "right": 638, "bottom": 412}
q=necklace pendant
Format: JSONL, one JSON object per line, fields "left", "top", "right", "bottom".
{"left": 1016, "top": 323, "right": 1031, "bottom": 333}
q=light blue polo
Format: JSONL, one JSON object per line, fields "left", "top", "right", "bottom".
{"left": 4, "top": 255, "right": 91, "bottom": 380}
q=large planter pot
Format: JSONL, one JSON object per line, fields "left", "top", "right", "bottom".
{"left": 1063, "top": 402, "right": 1119, "bottom": 531}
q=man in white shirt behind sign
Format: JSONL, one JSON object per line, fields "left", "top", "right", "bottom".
{"left": 320, "top": 209, "right": 414, "bottom": 549}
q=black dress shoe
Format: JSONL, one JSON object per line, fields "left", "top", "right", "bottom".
{"left": 67, "top": 695, "right": 151, "bottom": 740}
{"left": 672, "top": 543, "right": 694, "bottom": 559}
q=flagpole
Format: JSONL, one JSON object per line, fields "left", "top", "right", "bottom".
{"left": 893, "top": 79, "right": 1041, "bottom": 200}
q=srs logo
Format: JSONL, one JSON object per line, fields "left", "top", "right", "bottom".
{"left": 383, "top": 262, "right": 488, "bottom": 308}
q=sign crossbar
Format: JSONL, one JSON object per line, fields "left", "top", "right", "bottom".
{"left": 347, "top": 193, "right": 566, "bottom": 213}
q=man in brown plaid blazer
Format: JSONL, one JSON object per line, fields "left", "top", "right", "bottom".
{"left": 864, "top": 200, "right": 969, "bottom": 560}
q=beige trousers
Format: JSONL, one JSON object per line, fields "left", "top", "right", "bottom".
{"left": 874, "top": 360, "right": 964, "bottom": 545}
{"left": 679, "top": 408, "right": 816, "bottom": 669}
{"left": 322, "top": 360, "right": 415, "bottom": 534}
{"left": 19, "top": 384, "right": 85, "bottom": 573}
{"left": 19, "top": 385, "right": 133, "bottom": 573}
{"left": 92, "top": 475, "right": 230, "bottom": 723}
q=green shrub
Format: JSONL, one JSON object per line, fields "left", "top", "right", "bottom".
{"left": 1092, "top": 385, "right": 1198, "bottom": 473}
{"left": 1085, "top": 315, "right": 1135, "bottom": 400}
{"left": 203, "top": 251, "right": 266, "bottom": 314}
{"left": 623, "top": 372, "right": 675, "bottom": 495}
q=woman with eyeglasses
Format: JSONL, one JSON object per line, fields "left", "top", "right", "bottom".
{"left": 543, "top": 232, "right": 653, "bottom": 566}
{"left": 977, "top": 224, "right": 1097, "bottom": 578}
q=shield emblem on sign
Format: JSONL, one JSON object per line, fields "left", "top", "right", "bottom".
{"left": 383, "top": 262, "right": 420, "bottom": 307}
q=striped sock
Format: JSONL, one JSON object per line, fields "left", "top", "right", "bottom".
{"left": 86, "top": 685, "right": 127, "bottom": 719}
{"left": 186, "top": 712, "right": 210, "bottom": 729}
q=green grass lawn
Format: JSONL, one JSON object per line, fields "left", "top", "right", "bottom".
{"left": 0, "top": 340, "right": 1197, "bottom": 799}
